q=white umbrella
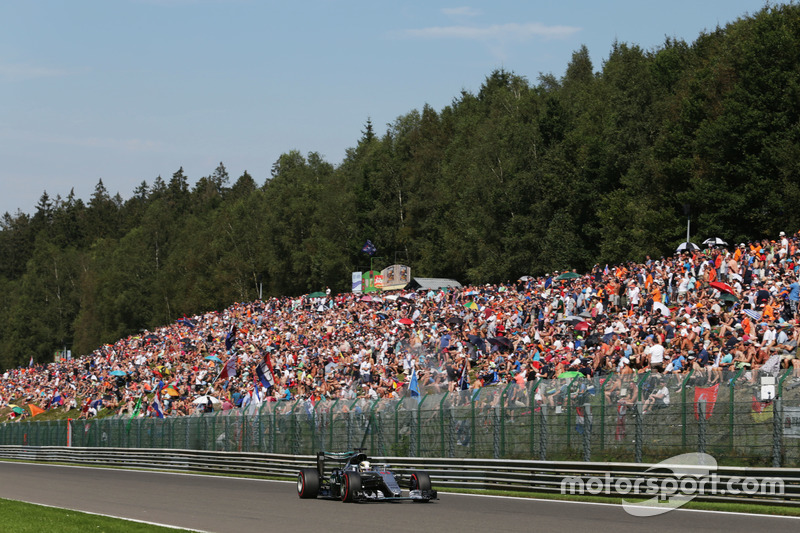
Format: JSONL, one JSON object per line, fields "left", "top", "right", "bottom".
{"left": 653, "top": 301, "right": 671, "bottom": 316}
{"left": 676, "top": 242, "right": 700, "bottom": 253}
{"left": 702, "top": 237, "right": 728, "bottom": 247}
{"left": 192, "top": 395, "right": 222, "bottom": 405}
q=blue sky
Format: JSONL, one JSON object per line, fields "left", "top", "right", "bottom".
{"left": 1, "top": 0, "right": 770, "bottom": 216}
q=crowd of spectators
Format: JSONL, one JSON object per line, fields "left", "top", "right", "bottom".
{"left": 3, "top": 231, "right": 800, "bottom": 422}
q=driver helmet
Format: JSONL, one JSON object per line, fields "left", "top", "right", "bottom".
{"left": 359, "top": 460, "right": 371, "bottom": 472}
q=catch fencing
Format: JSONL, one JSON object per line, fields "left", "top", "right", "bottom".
{"left": 2, "top": 369, "right": 800, "bottom": 467}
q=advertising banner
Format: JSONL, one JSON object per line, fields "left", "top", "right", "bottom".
{"left": 352, "top": 271, "right": 363, "bottom": 293}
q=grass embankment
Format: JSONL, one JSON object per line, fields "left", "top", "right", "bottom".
{"left": 0, "top": 498, "right": 192, "bottom": 532}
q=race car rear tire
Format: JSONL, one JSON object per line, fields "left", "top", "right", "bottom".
{"left": 298, "top": 468, "right": 320, "bottom": 499}
{"left": 341, "top": 472, "right": 361, "bottom": 502}
{"left": 410, "top": 471, "right": 431, "bottom": 491}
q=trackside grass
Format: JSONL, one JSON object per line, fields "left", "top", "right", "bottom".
{"left": 0, "top": 498, "right": 193, "bottom": 532}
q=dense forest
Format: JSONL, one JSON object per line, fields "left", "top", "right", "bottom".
{"left": 1, "top": 5, "right": 800, "bottom": 370}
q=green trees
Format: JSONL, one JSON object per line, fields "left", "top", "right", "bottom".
{"left": 1, "top": 5, "right": 800, "bottom": 369}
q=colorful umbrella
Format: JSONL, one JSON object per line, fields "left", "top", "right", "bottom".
{"left": 709, "top": 281, "right": 736, "bottom": 295}
{"left": 574, "top": 321, "right": 590, "bottom": 332}
{"left": 109, "top": 370, "right": 127, "bottom": 377}
{"left": 555, "top": 272, "right": 580, "bottom": 280}
{"left": 464, "top": 301, "right": 478, "bottom": 310}
{"left": 398, "top": 318, "right": 414, "bottom": 326}
{"left": 308, "top": 291, "right": 326, "bottom": 298}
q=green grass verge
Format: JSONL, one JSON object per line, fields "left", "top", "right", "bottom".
{"left": 0, "top": 498, "right": 192, "bottom": 532}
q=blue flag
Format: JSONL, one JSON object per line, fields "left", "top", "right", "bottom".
{"left": 361, "top": 240, "right": 377, "bottom": 256}
{"left": 225, "top": 324, "right": 237, "bottom": 352}
{"left": 409, "top": 368, "right": 420, "bottom": 398}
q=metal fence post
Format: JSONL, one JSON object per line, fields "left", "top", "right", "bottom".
{"left": 582, "top": 402, "right": 592, "bottom": 462}
{"left": 636, "top": 371, "right": 651, "bottom": 402}
{"left": 530, "top": 379, "right": 540, "bottom": 458}
{"left": 773, "top": 397, "right": 783, "bottom": 468}
{"left": 293, "top": 410, "right": 302, "bottom": 456}
{"left": 539, "top": 404, "right": 548, "bottom": 461}
{"left": 680, "top": 369, "right": 694, "bottom": 447}
{"left": 729, "top": 367, "right": 745, "bottom": 451}
{"left": 211, "top": 412, "right": 217, "bottom": 451}
{"left": 470, "top": 390, "right": 477, "bottom": 459}
{"left": 328, "top": 399, "right": 339, "bottom": 451}
{"left": 416, "top": 394, "right": 428, "bottom": 457}
{"left": 348, "top": 398, "right": 359, "bottom": 452}
{"left": 377, "top": 410, "right": 386, "bottom": 456}
{"left": 500, "top": 381, "right": 513, "bottom": 457}
{"left": 269, "top": 406, "right": 276, "bottom": 453}
{"left": 634, "top": 401, "right": 643, "bottom": 463}
{"left": 369, "top": 399, "right": 380, "bottom": 455}
{"left": 599, "top": 373, "right": 613, "bottom": 451}
{"left": 566, "top": 375, "right": 581, "bottom": 451}
{"left": 439, "top": 393, "right": 449, "bottom": 457}
{"left": 393, "top": 399, "right": 403, "bottom": 454}
{"left": 492, "top": 405, "right": 500, "bottom": 459}
{"left": 447, "top": 402, "right": 456, "bottom": 458}
{"left": 698, "top": 399, "right": 706, "bottom": 456}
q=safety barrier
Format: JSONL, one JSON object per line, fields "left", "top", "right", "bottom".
{"left": 1, "top": 446, "right": 798, "bottom": 507}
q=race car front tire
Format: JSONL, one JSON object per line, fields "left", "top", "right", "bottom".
{"left": 298, "top": 468, "right": 320, "bottom": 499}
{"left": 410, "top": 471, "right": 431, "bottom": 492}
{"left": 341, "top": 472, "right": 361, "bottom": 502}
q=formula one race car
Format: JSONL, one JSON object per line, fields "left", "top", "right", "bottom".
{"left": 297, "top": 449, "right": 437, "bottom": 503}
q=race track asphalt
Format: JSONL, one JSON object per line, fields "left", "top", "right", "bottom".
{"left": 0, "top": 461, "right": 797, "bottom": 533}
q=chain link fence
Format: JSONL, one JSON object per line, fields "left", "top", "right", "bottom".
{"left": 2, "top": 369, "right": 800, "bottom": 466}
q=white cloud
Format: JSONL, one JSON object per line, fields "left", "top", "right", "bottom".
{"left": 403, "top": 22, "right": 581, "bottom": 42}
{"left": 442, "top": 6, "right": 482, "bottom": 18}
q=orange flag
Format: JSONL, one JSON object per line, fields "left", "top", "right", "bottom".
{"left": 28, "top": 404, "right": 45, "bottom": 417}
